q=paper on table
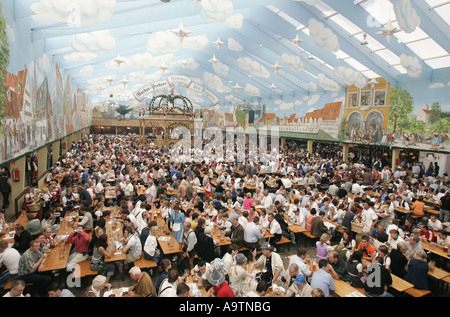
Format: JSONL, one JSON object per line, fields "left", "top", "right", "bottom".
{"left": 346, "top": 291, "right": 365, "bottom": 297}
{"left": 158, "top": 236, "right": 171, "bottom": 242}
{"left": 187, "top": 283, "right": 199, "bottom": 293}
{"left": 324, "top": 222, "right": 336, "bottom": 229}
{"left": 104, "top": 287, "right": 129, "bottom": 297}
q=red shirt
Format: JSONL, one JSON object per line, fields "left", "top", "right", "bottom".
{"left": 67, "top": 231, "right": 90, "bottom": 254}
{"left": 213, "top": 282, "right": 235, "bottom": 297}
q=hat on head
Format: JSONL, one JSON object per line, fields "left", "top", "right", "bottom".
{"left": 92, "top": 275, "right": 107, "bottom": 289}
{"left": 261, "top": 242, "right": 273, "bottom": 250}
{"left": 235, "top": 253, "right": 248, "bottom": 265}
{"left": 206, "top": 267, "right": 226, "bottom": 286}
{"left": 295, "top": 274, "right": 306, "bottom": 286}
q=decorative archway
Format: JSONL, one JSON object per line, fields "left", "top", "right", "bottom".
{"left": 365, "top": 110, "right": 384, "bottom": 130}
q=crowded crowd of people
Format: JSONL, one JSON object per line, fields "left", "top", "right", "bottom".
{"left": 0, "top": 132, "right": 449, "bottom": 298}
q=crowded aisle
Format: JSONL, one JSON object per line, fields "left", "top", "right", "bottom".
{"left": 0, "top": 133, "right": 449, "bottom": 298}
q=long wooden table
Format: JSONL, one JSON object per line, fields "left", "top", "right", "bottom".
{"left": 104, "top": 207, "right": 126, "bottom": 263}
{"left": 361, "top": 259, "right": 414, "bottom": 293}
{"left": 41, "top": 212, "right": 79, "bottom": 272}
{"left": 1, "top": 212, "right": 38, "bottom": 244}
{"left": 307, "top": 262, "right": 366, "bottom": 297}
{"left": 422, "top": 241, "right": 450, "bottom": 259}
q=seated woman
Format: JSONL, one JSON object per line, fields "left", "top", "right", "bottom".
{"left": 90, "top": 234, "right": 115, "bottom": 283}
{"left": 404, "top": 250, "right": 428, "bottom": 288}
{"left": 143, "top": 223, "right": 161, "bottom": 263}
{"left": 346, "top": 250, "right": 367, "bottom": 288}
{"left": 23, "top": 186, "right": 35, "bottom": 211}
{"left": 315, "top": 233, "right": 333, "bottom": 261}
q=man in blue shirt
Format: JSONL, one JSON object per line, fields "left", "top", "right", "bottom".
{"left": 310, "top": 259, "right": 336, "bottom": 297}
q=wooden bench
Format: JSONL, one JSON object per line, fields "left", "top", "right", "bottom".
{"left": 275, "top": 236, "right": 291, "bottom": 251}
{"left": 425, "top": 209, "right": 440, "bottom": 216}
{"left": 72, "top": 260, "right": 98, "bottom": 279}
{"left": 238, "top": 246, "right": 250, "bottom": 252}
{"left": 404, "top": 288, "right": 431, "bottom": 297}
{"left": 301, "top": 231, "right": 318, "bottom": 247}
{"left": 442, "top": 275, "right": 450, "bottom": 292}
{"left": 3, "top": 279, "right": 33, "bottom": 290}
{"left": 133, "top": 255, "right": 158, "bottom": 269}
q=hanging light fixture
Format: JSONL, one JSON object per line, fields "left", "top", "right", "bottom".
{"left": 360, "top": 33, "right": 368, "bottom": 45}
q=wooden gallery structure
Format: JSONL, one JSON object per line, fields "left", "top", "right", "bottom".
{"left": 138, "top": 92, "right": 195, "bottom": 148}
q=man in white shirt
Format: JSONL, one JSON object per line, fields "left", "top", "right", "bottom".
{"left": 122, "top": 227, "right": 142, "bottom": 266}
{"left": 264, "top": 213, "right": 282, "bottom": 245}
{"left": 281, "top": 177, "right": 292, "bottom": 190}
{"left": 261, "top": 190, "right": 273, "bottom": 211}
{"left": 2, "top": 279, "right": 30, "bottom": 297}
{"left": 146, "top": 181, "right": 157, "bottom": 205}
{"left": 352, "top": 182, "right": 364, "bottom": 195}
{"left": 244, "top": 217, "right": 263, "bottom": 250}
{"left": 95, "top": 179, "right": 106, "bottom": 195}
{"left": 360, "top": 201, "right": 378, "bottom": 234}
{"left": 0, "top": 241, "right": 21, "bottom": 288}
{"left": 158, "top": 269, "right": 178, "bottom": 297}
{"left": 124, "top": 179, "right": 134, "bottom": 198}
{"left": 288, "top": 247, "right": 312, "bottom": 278}
{"left": 428, "top": 214, "right": 443, "bottom": 231}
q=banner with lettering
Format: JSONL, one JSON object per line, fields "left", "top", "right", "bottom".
{"left": 133, "top": 75, "right": 219, "bottom": 106}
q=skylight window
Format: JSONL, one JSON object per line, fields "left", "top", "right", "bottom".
{"left": 314, "top": 2, "right": 338, "bottom": 18}
{"left": 392, "top": 23, "right": 429, "bottom": 44}
{"left": 266, "top": 4, "right": 306, "bottom": 30}
{"left": 423, "top": 55, "right": 450, "bottom": 68}
{"left": 344, "top": 57, "right": 369, "bottom": 72}
{"left": 329, "top": 14, "right": 363, "bottom": 35}
{"left": 333, "top": 50, "right": 351, "bottom": 60}
{"left": 360, "top": 0, "right": 396, "bottom": 25}
{"left": 393, "top": 65, "right": 408, "bottom": 74}
{"left": 425, "top": 0, "right": 449, "bottom": 6}
{"left": 406, "top": 38, "right": 448, "bottom": 60}
{"left": 374, "top": 48, "right": 401, "bottom": 66}
{"left": 434, "top": 3, "right": 450, "bottom": 25}
{"left": 361, "top": 69, "right": 381, "bottom": 79}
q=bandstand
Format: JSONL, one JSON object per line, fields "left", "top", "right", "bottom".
{"left": 138, "top": 93, "right": 195, "bottom": 148}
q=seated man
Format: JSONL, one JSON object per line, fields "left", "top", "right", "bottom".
{"left": 0, "top": 240, "right": 21, "bottom": 288}
{"left": 310, "top": 259, "right": 336, "bottom": 297}
{"left": 17, "top": 240, "right": 53, "bottom": 297}
{"left": 228, "top": 217, "right": 245, "bottom": 249}
{"left": 327, "top": 251, "right": 351, "bottom": 282}
{"left": 357, "top": 235, "right": 377, "bottom": 261}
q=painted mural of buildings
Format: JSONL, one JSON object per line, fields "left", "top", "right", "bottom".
{"left": 35, "top": 76, "right": 53, "bottom": 146}
{"left": 343, "top": 77, "right": 391, "bottom": 144}
{"left": 52, "top": 63, "right": 64, "bottom": 140}
{"left": 1, "top": 69, "right": 34, "bottom": 160}
{"left": 295, "top": 101, "right": 344, "bottom": 139}
{"left": 64, "top": 76, "right": 74, "bottom": 134}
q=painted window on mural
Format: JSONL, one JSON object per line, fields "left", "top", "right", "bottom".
{"left": 374, "top": 91, "right": 386, "bottom": 106}
{"left": 348, "top": 93, "right": 358, "bottom": 107}
{"left": 360, "top": 91, "right": 372, "bottom": 107}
